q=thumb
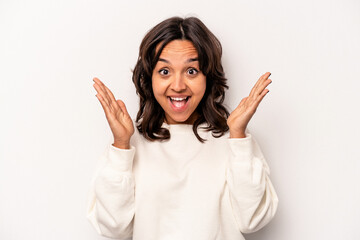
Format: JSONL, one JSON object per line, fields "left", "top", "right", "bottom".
{"left": 117, "top": 99, "right": 130, "bottom": 117}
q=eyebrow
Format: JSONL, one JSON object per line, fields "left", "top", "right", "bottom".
{"left": 158, "top": 58, "right": 199, "bottom": 64}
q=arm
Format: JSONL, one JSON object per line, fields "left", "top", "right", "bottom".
{"left": 90, "top": 77, "right": 136, "bottom": 238}
{"left": 86, "top": 143, "right": 135, "bottom": 239}
{"left": 226, "top": 129, "right": 279, "bottom": 234}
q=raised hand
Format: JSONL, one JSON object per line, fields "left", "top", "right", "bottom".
{"left": 227, "top": 72, "right": 272, "bottom": 138}
{"left": 93, "top": 77, "right": 134, "bottom": 149}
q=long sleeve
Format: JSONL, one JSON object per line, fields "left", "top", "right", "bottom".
{"left": 86, "top": 143, "right": 136, "bottom": 239}
{"left": 225, "top": 129, "right": 279, "bottom": 234}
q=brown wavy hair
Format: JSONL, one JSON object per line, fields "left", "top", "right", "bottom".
{"left": 132, "top": 16, "right": 229, "bottom": 143}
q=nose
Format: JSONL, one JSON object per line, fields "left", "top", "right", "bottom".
{"left": 170, "top": 73, "right": 186, "bottom": 92}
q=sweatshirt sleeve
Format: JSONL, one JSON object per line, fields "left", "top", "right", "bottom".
{"left": 225, "top": 129, "right": 279, "bottom": 234}
{"left": 86, "top": 143, "right": 136, "bottom": 240}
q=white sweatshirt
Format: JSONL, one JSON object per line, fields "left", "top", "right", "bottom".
{"left": 86, "top": 121, "right": 278, "bottom": 240}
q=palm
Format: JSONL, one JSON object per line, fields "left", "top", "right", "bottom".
{"left": 108, "top": 100, "right": 134, "bottom": 142}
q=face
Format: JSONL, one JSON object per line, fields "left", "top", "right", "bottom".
{"left": 152, "top": 40, "right": 206, "bottom": 125}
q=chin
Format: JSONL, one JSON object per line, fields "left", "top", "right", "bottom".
{"left": 166, "top": 111, "right": 197, "bottom": 124}
{"left": 169, "top": 116, "right": 190, "bottom": 124}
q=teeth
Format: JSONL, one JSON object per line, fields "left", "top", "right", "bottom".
{"left": 170, "top": 97, "right": 188, "bottom": 101}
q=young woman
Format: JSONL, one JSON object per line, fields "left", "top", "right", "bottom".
{"left": 87, "top": 16, "right": 278, "bottom": 240}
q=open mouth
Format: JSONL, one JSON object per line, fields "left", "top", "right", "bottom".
{"left": 168, "top": 96, "right": 190, "bottom": 111}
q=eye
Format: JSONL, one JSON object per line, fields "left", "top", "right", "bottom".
{"left": 159, "top": 69, "right": 169, "bottom": 75}
{"left": 187, "top": 68, "right": 199, "bottom": 75}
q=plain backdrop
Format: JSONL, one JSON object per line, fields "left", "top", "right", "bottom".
{"left": 1, "top": 0, "right": 359, "bottom": 239}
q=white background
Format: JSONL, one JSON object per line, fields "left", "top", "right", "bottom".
{"left": 1, "top": 0, "right": 359, "bottom": 239}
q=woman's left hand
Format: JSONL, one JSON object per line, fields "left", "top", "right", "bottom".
{"left": 227, "top": 72, "right": 272, "bottom": 138}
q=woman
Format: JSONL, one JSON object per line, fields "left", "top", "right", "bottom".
{"left": 87, "top": 16, "right": 278, "bottom": 240}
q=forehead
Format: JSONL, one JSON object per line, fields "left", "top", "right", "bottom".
{"left": 157, "top": 40, "right": 198, "bottom": 58}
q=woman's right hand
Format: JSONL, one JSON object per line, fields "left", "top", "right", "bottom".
{"left": 93, "top": 77, "right": 134, "bottom": 149}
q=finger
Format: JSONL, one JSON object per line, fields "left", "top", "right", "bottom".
{"left": 254, "top": 78, "right": 272, "bottom": 96}
{"left": 93, "top": 78, "right": 113, "bottom": 107}
{"left": 95, "top": 93, "right": 113, "bottom": 119}
{"left": 103, "top": 85, "right": 121, "bottom": 112}
{"left": 249, "top": 72, "right": 271, "bottom": 98}
{"left": 93, "top": 77, "right": 105, "bottom": 85}
{"left": 95, "top": 78, "right": 121, "bottom": 113}
{"left": 254, "top": 88, "right": 270, "bottom": 108}
{"left": 93, "top": 78, "right": 110, "bottom": 103}
{"left": 93, "top": 82, "right": 111, "bottom": 107}
{"left": 253, "top": 72, "right": 271, "bottom": 93}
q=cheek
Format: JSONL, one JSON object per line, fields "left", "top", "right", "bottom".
{"left": 151, "top": 78, "right": 166, "bottom": 100}
{"left": 194, "top": 77, "right": 207, "bottom": 98}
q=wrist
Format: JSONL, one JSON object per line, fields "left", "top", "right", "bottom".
{"left": 229, "top": 130, "right": 246, "bottom": 138}
{"left": 112, "top": 141, "right": 130, "bottom": 149}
